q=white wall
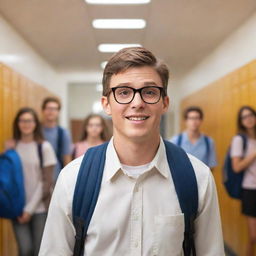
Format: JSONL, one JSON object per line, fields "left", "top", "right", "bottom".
{"left": 68, "top": 83, "right": 103, "bottom": 120}
{"left": 0, "top": 15, "right": 68, "bottom": 126}
{"left": 172, "top": 11, "right": 256, "bottom": 133}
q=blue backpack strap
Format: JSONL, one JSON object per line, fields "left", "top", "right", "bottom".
{"left": 37, "top": 143, "right": 43, "bottom": 169}
{"left": 164, "top": 140, "right": 198, "bottom": 256}
{"left": 72, "top": 142, "right": 109, "bottom": 256}
{"left": 238, "top": 133, "right": 247, "bottom": 153}
{"left": 57, "top": 126, "right": 64, "bottom": 168}
{"left": 204, "top": 136, "right": 210, "bottom": 165}
{"left": 177, "top": 133, "right": 183, "bottom": 146}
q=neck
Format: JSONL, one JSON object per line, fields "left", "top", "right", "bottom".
{"left": 247, "top": 128, "right": 255, "bottom": 138}
{"left": 113, "top": 133, "right": 160, "bottom": 166}
{"left": 43, "top": 119, "right": 57, "bottom": 128}
{"left": 186, "top": 129, "right": 200, "bottom": 139}
{"left": 86, "top": 136, "right": 103, "bottom": 144}
{"left": 21, "top": 134, "right": 34, "bottom": 143}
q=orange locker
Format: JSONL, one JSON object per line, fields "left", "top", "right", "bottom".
{"left": 0, "top": 63, "right": 56, "bottom": 256}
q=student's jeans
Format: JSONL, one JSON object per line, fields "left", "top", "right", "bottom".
{"left": 12, "top": 212, "right": 47, "bottom": 256}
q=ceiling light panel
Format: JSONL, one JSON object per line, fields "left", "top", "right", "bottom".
{"left": 98, "top": 44, "right": 142, "bottom": 53}
{"left": 86, "top": 0, "right": 150, "bottom": 5}
{"left": 93, "top": 19, "right": 146, "bottom": 29}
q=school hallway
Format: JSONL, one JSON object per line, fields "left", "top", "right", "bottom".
{"left": 1, "top": 0, "right": 256, "bottom": 255}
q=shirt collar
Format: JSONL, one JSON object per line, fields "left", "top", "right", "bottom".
{"left": 104, "top": 137, "right": 170, "bottom": 182}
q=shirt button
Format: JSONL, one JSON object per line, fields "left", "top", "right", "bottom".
{"left": 134, "top": 241, "right": 139, "bottom": 248}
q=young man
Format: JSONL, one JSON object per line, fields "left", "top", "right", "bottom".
{"left": 171, "top": 106, "right": 217, "bottom": 169}
{"left": 39, "top": 47, "right": 224, "bottom": 255}
{"left": 41, "top": 97, "right": 72, "bottom": 181}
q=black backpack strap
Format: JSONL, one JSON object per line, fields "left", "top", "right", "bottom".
{"left": 57, "top": 126, "right": 64, "bottom": 168}
{"left": 164, "top": 140, "right": 198, "bottom": 256}
{"left": 72, "top": 142, "right": 109, "bottom": 256}
{"left": 177, "top": 133, "right": 183, "bottom": 147}
{"left": 37, "top": 143, "right": 43, "bottom": 169}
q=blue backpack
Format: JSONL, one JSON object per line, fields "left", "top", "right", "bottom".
{"left": 0, "top": 149, "right": 25, "bottom": 219}
{"left": 223, "top": 134, "right": 247, "bottom": 199}
{"left": 72, "top": 140, "right": 198, "bottom": 256}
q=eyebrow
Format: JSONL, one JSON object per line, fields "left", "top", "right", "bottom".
{"left": 114, "top": 81, "right": 160, "bottom": 87}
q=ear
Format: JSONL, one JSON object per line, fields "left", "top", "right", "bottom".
{"left": 162, "top": 96, "right": 170, "bottom": 114}
{"left": 101, "top": 96, "right": 112, "bottom": 116}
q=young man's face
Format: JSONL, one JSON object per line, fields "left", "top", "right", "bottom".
{"left": 185, "top": 111, "right": 202, "bottom": 132}
{"left": 42, "top": 101, "right": 60, "bottom": 123}
{"left": 102, "top": 66, "right": 169, "bottom": 143}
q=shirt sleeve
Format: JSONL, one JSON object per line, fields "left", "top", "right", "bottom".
{"left": 194, "top": 171, "right": 225, "bottom": 255}
{"left": 208, "top": 138, "right": 217, "bottom": 168}
{"left": 42, "top": 141, "right": 57, "bottom": 167}
{"left": 230, "top": 135, "right": 244, "bottom": 158}
{"left": 62, "top": 129, "right": 73, "bottom": 155}
{"left": 39, "top": 169, "right": 76, "bottom": 255}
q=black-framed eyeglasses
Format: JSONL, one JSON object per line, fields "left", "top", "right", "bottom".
{"left": 110, "top": 86, "right": 166, "bottom": 104}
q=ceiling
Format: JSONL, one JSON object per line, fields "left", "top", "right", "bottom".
{"left": 0, "top": 0, "right": 256, "bottom": 77}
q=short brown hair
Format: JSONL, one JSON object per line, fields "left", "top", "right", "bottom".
{"left": 41, "top": 97, "right": 61, "bottom": 110}
{"left": 102, "top": 47, "right": 169, "bottom": 96}
{"left": 184, "top": 106, "right": 204, "bottom": 120}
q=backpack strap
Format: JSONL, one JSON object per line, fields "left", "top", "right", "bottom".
{"left": 177, "top": 133, "right": 183, "bottom": 146}
{"left": 164, "top": 140, "right": 198, "bottom": 256}
{"left": 57, "top": 126, "right": 64, "bottom": 168}
{"left": 72, "top": 141, "right": 198, "bottom": 256}
{"left": 72, "top": 142, "right": 109, "bottom": 256}
{"left": 238, "top": 133, "right": 247, "bottom": 154}
{"left": 37, "top": 143, "right": 43, "bottom": 169}
{"left": 203, "top": 136, "right": 210, "bottom": 165}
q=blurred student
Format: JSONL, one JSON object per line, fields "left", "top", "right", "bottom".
{"left": 171, "top": 106, "right": 217, "bottom": 169}
{"left": 5, "top": 107, "right": 56, "bottom": 256}
{"left": 73, "top": 114, "right": 109, "bottom": 159}
{"left": 41, "top": 97, "right": 72, "bottom": 181}
{"left": 231, "top": 106, "right": 256, "bottom": 256}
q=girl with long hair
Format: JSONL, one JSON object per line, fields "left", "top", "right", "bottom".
{"left": 73, "top": 114, "right": 110, "bottom": 158}
{"left": 231, "top": 106, "right": 256, "bottom": 256}
{"left": 5, "top": 107, "right": 56, "bottom": 256}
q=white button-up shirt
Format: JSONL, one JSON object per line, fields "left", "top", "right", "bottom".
{"left": 39, "top": 138, "right": 225, "bottom": 256}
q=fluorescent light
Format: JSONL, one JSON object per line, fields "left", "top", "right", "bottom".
{"left": 101, "top": 61, "right": 108, "bottom": 69}
{"left": 92, "top": 101, "right": 103, "bottom": 113}
{"left": 86, "top": 0, "right": 150, "bottom": 5}
{"left": 98, "top": 44, "right": 142, "bottom": 53}
{"left": 0, "top": 54, "right": 21, "bottom": 63}
{"left": 93, "top": 19, "right": 146, "bottom": 29}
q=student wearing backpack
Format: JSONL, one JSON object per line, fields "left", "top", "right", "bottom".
{"left": 230, "top": 106, "right": 256, "bottom": 256}
{"left": 39, "top": 47, "right": 224, "bottom": 256}
{"left": 41, "top": 97, "right": 72, "bottom": 181}
{"left": 72, "top": 114, "right": 110, "bottom": 159}
{"left": 171, "top": 106, "right": 217, "bottom": 169}
{"left": 5, "top": 107, "right": 57, "bottom": 256}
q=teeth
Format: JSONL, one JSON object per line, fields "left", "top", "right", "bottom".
{"left": 128, "top": 117, "right": 147, "bottom": 121}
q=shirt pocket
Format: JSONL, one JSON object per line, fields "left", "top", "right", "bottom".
{"left": 151, "top": 214, "right": 184, "bottom": 256}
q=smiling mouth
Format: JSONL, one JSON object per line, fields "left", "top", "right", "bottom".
{"left": 126, "top": 116, "right": 149, "bottom": 121}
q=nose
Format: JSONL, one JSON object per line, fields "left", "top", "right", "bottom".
{"left": 131, "top": 91, "right": 146, "bottom": 108}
